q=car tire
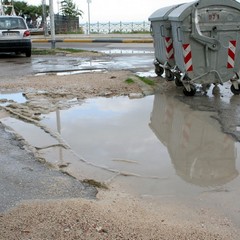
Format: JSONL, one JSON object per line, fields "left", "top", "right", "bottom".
{"left": 25, "top": 50, "right": 31, "bottom": 57}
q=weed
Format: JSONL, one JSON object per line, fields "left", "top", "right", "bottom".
{"left": 137, "top": 76, "right": 155, "bottom": 86}
{"left": 125, "top": 78, "right": 135, "bottom": 84}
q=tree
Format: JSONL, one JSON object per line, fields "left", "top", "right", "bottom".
{"left": 4, "top": 1, "right": 49, "bottom": 28}
{"left": 60, "top": 0, "right": 83, "bottom": 17}
{"left": 1, "top": 0, "right": 17, "bottom": 15}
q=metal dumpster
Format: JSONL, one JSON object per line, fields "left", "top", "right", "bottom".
{"left": 168, "top": 0, "right": 240, "bottom": 96}
{"left": 148, "top": 4, "right": 182, "bottom": 81}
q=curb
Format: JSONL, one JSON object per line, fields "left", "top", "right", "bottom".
{"left": 32, "top": 38, "right": 153, "bottom": 43}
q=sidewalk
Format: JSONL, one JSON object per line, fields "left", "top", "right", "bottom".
{"left": 31, "top": 33, "right": 153, "bottom": 43}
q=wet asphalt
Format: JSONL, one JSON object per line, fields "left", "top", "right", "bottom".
{"left": 0, "top": 123, "right": 97, "bottom": 213}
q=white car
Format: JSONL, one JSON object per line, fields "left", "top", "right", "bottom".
{"left": 0, "top": 16, "right": 32, "bottom": 57}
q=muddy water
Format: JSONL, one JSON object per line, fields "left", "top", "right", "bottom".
{"left": 1, "top": 92, "right": 240, "bottom": 225}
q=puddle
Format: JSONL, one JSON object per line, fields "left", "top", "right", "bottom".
{"left": 2, "top": 93, "right": 240, "bottom": 193}
{"left": 0, "top": 93, "right": 26, "bottom": 106}
{"left": 2, "top": 92, "right": 240, "bottom": 225}
{"left": 35, "top": 69, "right": 105, "bottom": 76}
{"left": 136, "top": 70, "right": 157, "bottom": 77}
{"left": 56, "top": 69, "right": 105, "bottom": 76}
{"left": 100, "top": 49, "right": 154, "bottom": 54}
{"left": 41, "top": 69, "right": 156, "bottom": 77}
{"left": 32, "top": 54, "right": 154, "bottom": 75}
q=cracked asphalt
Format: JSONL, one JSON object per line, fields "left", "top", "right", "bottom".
{"left": 0, "top": 123, "right": 97, "bottom": 213}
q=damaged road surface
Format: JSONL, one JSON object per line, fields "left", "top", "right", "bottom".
{"left": 0, "top": 123, "right": 97, "bottom": 213}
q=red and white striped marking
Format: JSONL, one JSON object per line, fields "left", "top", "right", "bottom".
{"left": 163, "top": 101, "right": 174, "bottom": 124}
{"left": 165, "top": 37, "right": 174, "bottom": 60}
{"left": 182, "top": 44, "right": 193, "bottom": 72}
{"left": 227, "top": 40, "right": 236, "bottom": 69}
{"left": 181, "top": 118, "right": 192, "bottom": 149}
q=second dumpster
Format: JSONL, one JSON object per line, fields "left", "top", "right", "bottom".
{"left": 149, "top": 4, "right": 181, "bottom": 81}
{"left": 168, "top": 0, "right": 240, "bottom": 96}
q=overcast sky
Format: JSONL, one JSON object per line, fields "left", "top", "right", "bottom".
{"left": 24, "top": 0, "right": 194, "bottom": 22}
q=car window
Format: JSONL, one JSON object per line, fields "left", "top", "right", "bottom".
{"left": 0, "top": 18, "right": 26, "bottom": 30}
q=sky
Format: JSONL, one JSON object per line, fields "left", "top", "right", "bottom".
{"left": 24, "top": 0, "right": 194, "bottom": 23}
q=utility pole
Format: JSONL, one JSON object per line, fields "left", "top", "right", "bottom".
{"left": 42, "top": 0, "right": 48, "bottom": 36}
{"left": 87, "top": 0, "right": 91, "bottom": 34}
{"left": 49, "top": 0, "right": 56, "bottom": 49}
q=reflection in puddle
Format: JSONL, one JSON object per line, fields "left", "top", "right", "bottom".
{"left": 1, "top": 94, "right": 240, "bottom": 199}
{"left": 0, "top": 93, "right": 26, "bottom": 106}
{"left": 149, "top": 94, "right": 238, "bottom": 187}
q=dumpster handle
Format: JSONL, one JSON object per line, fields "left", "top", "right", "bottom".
{"left": 150, "top": 24, "right": 153, "bottom": 37}
{"left": 191, "top": 70, "right": 223, "bottom": 85}
{"left": 191, "top": 7, "right": 220, "bottom": 51}
{"left": 177, "top": 27, "right": 182, "bottom": 42}
{"left": 160, "top": 25, "right": 165, "bottom": 37}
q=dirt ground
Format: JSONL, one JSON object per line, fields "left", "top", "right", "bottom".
{"left": 0, "top": 69, "right": 239, "bottom": 240}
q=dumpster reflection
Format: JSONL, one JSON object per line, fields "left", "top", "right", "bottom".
{"left": 149, "top": 93, "right": 238, "bottom": 187}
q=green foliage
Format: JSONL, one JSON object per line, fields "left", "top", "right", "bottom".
{"left": 13, "top": 2, "right": 26, "bottom": 14}
{"left": 137, "top": 76, "right": 155, "bottom": 86}
{"left": 125, "top": 78, "right": 135, "bottom": 84}
{"left": 7, "top": 1, "right": 49, "bottom": 20}
{"left": 60, "top": 0, "right": 83, "bottom": 17}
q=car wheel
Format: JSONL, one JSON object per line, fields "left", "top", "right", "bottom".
{"left": 25, "top": 50, "right": 31, "bottom": 57}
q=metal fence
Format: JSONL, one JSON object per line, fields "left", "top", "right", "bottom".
{"left": 29, "top": 20, "right": 151, "bottom": 34}
{"left": 80, "top": 21, "right": 151, "bottom": 34}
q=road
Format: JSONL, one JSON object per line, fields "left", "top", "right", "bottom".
{"left": 32, "top": 41, "right": 154, "bottom": 53}
{"left": 0, "top": 42, "right": 155, "bottom": 77}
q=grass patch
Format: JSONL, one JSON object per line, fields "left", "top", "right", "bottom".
{"left": 137, "top": 76, "right": 155, "bottom": 86}
{"left": 32, "top": 48, "right": 57, "bottom": 55}
{"left": 32, "top": 48, "right": 95, "bottom": 55}
{"left": 125, "top": 78, "right": 135, "bottom": 84}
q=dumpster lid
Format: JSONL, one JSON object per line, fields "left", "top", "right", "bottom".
{"left": 168, "top": 0, "right": 240, "bottom": 21}
{"left": 168, "top": 1, "right": 197, "bottom": 21}
{"left": 148, "top": 4, "right": 182, "bottom": 21}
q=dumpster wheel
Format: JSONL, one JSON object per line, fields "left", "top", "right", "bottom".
{"left": 183, "top": 85, "right": 196, "bottom": 96}
{"left": 175, "top": 76, "right": 183, "bottom": 86}
{"left": 165, "top": 69, "right": 175, "bottom": 81}
{"left": 230, "top": 84, "right": 240, "bottom": 95}
{"left": 155, "top": 65, "right": 164, "bottom": 76}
